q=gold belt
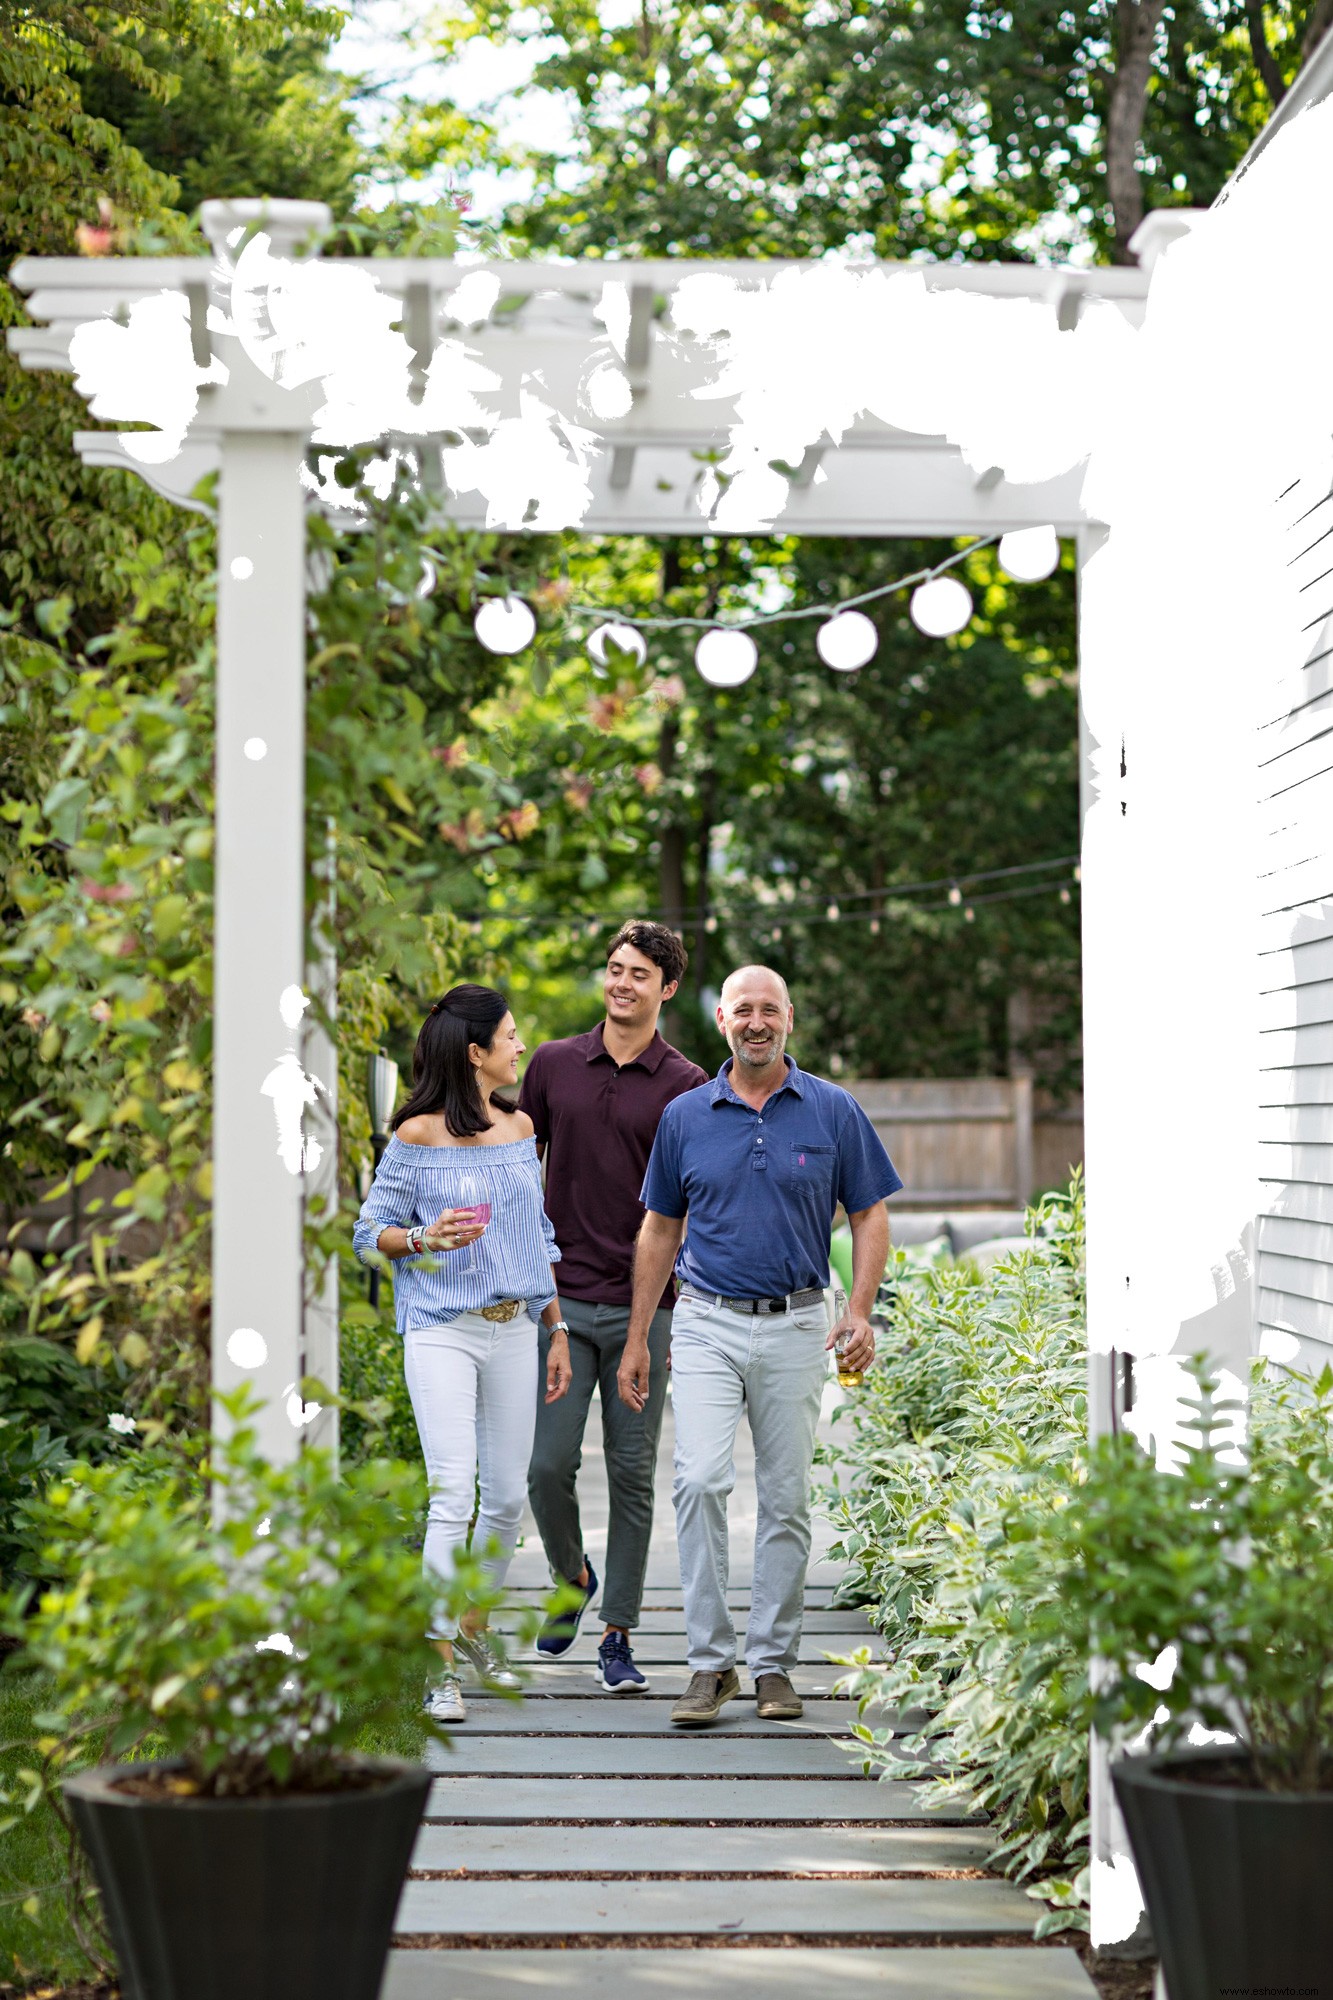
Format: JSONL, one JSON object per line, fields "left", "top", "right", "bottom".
{"left": 479, "top": 1298, "right": 523, "bottom": 1323}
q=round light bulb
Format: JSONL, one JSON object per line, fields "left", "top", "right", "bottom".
{"left": 910, "top": 576, "right": 973, "bottom": 637}
{"left": 588, "top": 621, "right": 647, "bottom": 667}
{"left": 474, "top": 595, "right": 536, "bottom": 655}
{"left": 695, "top": 628, "right": 758, "bottom": 687}
{"left": 585, "top": 363, "right": 634, "bottom": 421}
{"left": 997, "top": 525, "right": 1060, "bottom": 582}
{"left": 816, "top": 610, "right": 878, "bottom": 672}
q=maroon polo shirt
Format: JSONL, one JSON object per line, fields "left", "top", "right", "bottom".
{"left": 518, "top": 1023, "right": 707, "bottom": 1308}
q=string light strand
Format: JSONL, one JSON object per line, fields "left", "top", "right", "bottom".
{"left": 562, "top": 537, "right": 1001, "bottom": 635}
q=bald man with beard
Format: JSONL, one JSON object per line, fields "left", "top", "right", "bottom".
{"left": 619, "top": 965, "right": 902, "bottom": 1726}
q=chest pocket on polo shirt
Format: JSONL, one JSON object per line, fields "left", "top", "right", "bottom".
{"left": 786, "top": 1143, "right": 835, "bottom": 1194}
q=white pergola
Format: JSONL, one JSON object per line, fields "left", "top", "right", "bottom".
{"left": 13, "top": 94, "right": 1332, "bottom": 1943}
{"left": 8, "top": 204, "right": 1168, "bottom": 1470}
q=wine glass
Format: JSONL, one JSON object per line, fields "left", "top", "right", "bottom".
{"left": 456, "top": 1168, "right": 489, "bottom": 1275}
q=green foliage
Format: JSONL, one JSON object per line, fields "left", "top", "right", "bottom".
{"left": 337, "top": 1252, "right": 420, "bottom": 1471}
{"left": 80, "top": 27, "right": 365, "bottom": 220}
{"left": 1032, "top": 1355, "right": 1333, "bottom": 1795}
{"left": 0, "top": 1287, "right": 139, "bottom": 1592}
{"left": 823, "top": 1177, "right": 1091, "bottom": 1935}
{"left": 2, "top": 1393, "right": 468, "bottom": 1800}
{"left": 0, "top": 455, "right": 567, "bottom": 1429}
{"left": 439, "top": 0, "right": 1320, "bottom": 264}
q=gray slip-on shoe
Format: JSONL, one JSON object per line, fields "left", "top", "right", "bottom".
{"left": 755, "top": 1670, "right": 803, "bottom": 1719}
{"left": 670, "top": 1667, "right": 740, "bottom": 1727}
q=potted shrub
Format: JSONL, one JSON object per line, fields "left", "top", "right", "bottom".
{"left": 1038, "top": 1358, "right": 1333, "bottom": 1999}
{"left": 1, "top": 1391, "right": 496, "bottom": 2000}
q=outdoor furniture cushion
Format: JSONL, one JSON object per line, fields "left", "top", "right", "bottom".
{"left": 885, "top": 1212, "right": 956, "bottom": 1250}
{"left": 959, "top": 1234, "right": 1033, "bottom": 1269}
{"left": 897, "top": 1233, "right": 953, "bottom": 1267}
{"left": 949, "top": 1211, "right": 1027, "bottom": 1253}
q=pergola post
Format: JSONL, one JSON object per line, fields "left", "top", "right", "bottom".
{"left": 211, "top": 425, "right": 311, "bottom": 1459}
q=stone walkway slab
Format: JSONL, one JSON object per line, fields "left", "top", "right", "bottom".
{"left": 425, "top": 1735, "right": 867, "bottom": 1776}
{"left": 529, "top": 1636, "right": 879, "bottom": 1666}
{"left": 411, "top": 1822, "right": 994, "bottom": 1874}
{"left": 496, "top": 1609, "right": 872, "bottom": 1636}
{"left": 383, "top": 1947, "right": 1096, "bottom": 1998}
{"left": 445, "top": 1699, "right": 863, "bottom": 1735}
{"left": 505, "top": 1585, "right": 844, "bottom": 1607}
{"left": 481, "top": 1664, "right": 854, "bottom": 1698}
{"left": 425, "top": 1778, "right": 978, "bottom": 1822}
{"left": 395, "top": 1875, "right": 1035, "bottom": 1937}
{"left": 386, "top": 1390, "right": 1080, "bottom": 1997}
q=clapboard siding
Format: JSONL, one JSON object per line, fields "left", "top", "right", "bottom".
{"left": 1258, "top": 719, "right": 1333, "bottom": 793}
{"left": 1259, "top": 1178, "right": 1333, "bottom": 1228}
{"left": 1258, "top": 980, "right": 1333, "bottom": 1034}
{"left": 1259, "top": 936, "right": 1333, "bottom": 990}
{"left": 1260, "top": 1064, "right": 1333, "bottom": 1105}
{"left": 1258, "top": 1249, "right": 1333, "bottom": 1309}
{"left": 1257, "top": 900, "right": 1333, "bottom": 955}
{"left": 1259, "top": 1104, "right": 1333, "bottom": 1145}
{"left": 1255, "top": 544, "right": 1333, "bottom": 1365}
{"left": 1258, "top": 1286, "right": 1333, "bottom": 1348}
{"left": 1258, "top": 1211, "right": 1333, "bottom": 1262}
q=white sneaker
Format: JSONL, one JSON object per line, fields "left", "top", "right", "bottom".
{"left": 423, "top": 1674, "right": 467, "bottom": 1724}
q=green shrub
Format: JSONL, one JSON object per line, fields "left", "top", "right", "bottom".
{"left": 0, "top": 1300, "right": 137, "bottom": 1594}
{"left": 823, "top": 1175, "right": 1091, "bottom": 1935}
{"left": 3, "top": 1393, "right": 470, "bottom": 1798}
{"left": 1034, "top": 1356, "right": 1333, "bottom": 1793}
{"left": 338, "top": 1298, "right": 419, "bottom": 1471}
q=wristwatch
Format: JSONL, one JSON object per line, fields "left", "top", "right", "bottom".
{"left": 547, "top": 1319, "right": 570, "bottom": 1337}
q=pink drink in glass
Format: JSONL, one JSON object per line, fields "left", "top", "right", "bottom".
{"left": 468, "top": 1203, "right": 493, "bottom": 1229}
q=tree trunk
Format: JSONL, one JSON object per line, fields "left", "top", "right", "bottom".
{"left": 1245, "top": 0, "right": 1287, "bottom": 104}
{"left": 1106, "top": 0, "right": 1168, "bottom": 262}
{"left": 692, "top": 711, "right": 718, "bottom": 1001}
{"left": 656, "top": 540, "right": 688, "bottom": 930}
{"left": 1303, "top": 0, "right": 1333, "bottom": 67}
{"left": 658, "top": 713, "right": 688, "bottom": 928}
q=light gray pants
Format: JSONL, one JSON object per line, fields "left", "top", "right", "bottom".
{"left": 669, "top": 1292, "right": 830, "bottom": 1678}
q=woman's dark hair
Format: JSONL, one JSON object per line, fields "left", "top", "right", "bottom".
{"left": 392, "top": 984, "right": 513, "bottom": 1139}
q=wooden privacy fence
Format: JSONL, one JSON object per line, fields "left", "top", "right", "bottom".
{"left": 7, "top": 1080, "right": 1085, "bottom": 1252}
{"left": 842, "top": 1079, "right": 1084, "bottom": 1211}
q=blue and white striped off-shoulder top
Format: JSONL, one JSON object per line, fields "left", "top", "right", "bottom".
{"left": 352, "top": 1135, "right": 561, "bottom": 1333}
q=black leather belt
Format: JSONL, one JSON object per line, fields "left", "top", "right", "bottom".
{"left": 679, "top": 1283, "right": 826, "bottom": 1317}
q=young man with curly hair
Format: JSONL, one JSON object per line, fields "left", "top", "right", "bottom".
{"left": 519, "top": 921, "right": 707, "bottom": 1691}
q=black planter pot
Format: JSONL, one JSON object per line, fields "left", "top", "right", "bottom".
{"left": 65, "top": 1757, "right": 431, "bottom": 2000}
{"left": 1113, "top": 1746, "right": 1333, "bottom": 2000}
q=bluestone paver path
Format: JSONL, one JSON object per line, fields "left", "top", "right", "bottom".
{"left": 383, "top": 1376, "right": 1095, "bottom": 1998}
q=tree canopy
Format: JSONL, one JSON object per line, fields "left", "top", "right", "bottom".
{"left": 0, "top": 0, "right": 1312, "bottom": 1431}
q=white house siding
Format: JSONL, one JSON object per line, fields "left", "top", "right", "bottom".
{"left": 1257, "top": 464, "right": 1333, "bottom": 1367}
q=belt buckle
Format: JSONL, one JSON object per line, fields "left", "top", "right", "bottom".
{"left": 480, "top": 1298, "right": 521, "bottom": 1323}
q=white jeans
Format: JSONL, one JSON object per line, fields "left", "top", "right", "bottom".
{"left": 403, "top": 1312, "right": 539, "bottom": 1639}
{"left": 670, "top": 1292, "right": 830, "bottom": 1677}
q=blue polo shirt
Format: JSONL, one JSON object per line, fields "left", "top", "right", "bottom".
{"left": 640, "top": 1057, "right": 903, "bottom": 1300}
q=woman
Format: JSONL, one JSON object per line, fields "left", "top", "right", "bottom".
{"left": 354, "top": 985, "right": 572, "bottom": 1723}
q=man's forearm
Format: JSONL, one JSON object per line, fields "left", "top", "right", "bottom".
{"left": 847, "top": 1203, "right": 891, "bottom": 1318}
{"left": 628, "top": 1216, "right": 685, "bottom": 1342}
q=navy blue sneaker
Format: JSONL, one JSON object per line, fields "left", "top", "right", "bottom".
{"left": 536, "top": 1558, "right": 598, "bottom": 1657}
{"left": 596, "top": 1629, "right": 649, "bottom": 1692}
